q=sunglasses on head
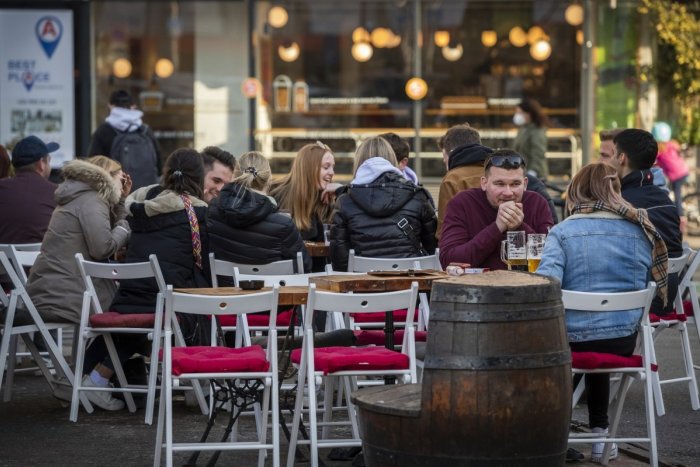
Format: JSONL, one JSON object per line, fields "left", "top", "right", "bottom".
{"left": 485, "top": 154, "right": 525, "bottom": 170}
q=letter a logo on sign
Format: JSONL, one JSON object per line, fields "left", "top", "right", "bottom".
{"left": 35, "top": 16, "right": 63, "bottom": 59}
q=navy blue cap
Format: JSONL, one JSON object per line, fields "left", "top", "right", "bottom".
{"left": 11, "top": 135, "right": 59, "bottom": 168}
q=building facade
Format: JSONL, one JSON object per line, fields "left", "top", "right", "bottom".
{"left": 0, "top": 0, "right": 655, "bottom": 181}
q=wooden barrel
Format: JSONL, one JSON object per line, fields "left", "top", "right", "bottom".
{"left": 354, "top": 271, "right": 571, "bottom": 467}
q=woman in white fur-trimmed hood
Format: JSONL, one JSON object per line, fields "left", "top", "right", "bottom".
{"left": 24, "top": 156, "right": 131, "bottom": 325}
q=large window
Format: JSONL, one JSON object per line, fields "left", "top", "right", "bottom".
{"left": 255, "top": 0, "right": 582, "bottom": 179}
{"left": 92, "top": 2, "right": 249, "bottom": 163}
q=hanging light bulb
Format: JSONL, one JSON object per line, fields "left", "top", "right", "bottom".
{"left": 434, "top": 30, "right": 450, "bottom": 48}
{"left": 155, "top": 58, "right": 174, "bottom": 78}
{"left": 405, "top": 77, "right": 428, "bottom": 100}
{"left": 530, "top": 39, "right": 552, "bottom": 61}
{"left": 565, "top": 4, "right": 584, "bottom": 26}
{"left": 509, "top": 26, "right": 528, "bottom": 47}
{"left": 112, "top": 58, "right": 132, "bottom": 78}
{"left": 387, "top": 31, "right": 402, "bottom": 48}
{"left": 527, "top": 26, "right": 546, "bottom": 45}
{"left": 352, "top": 27, "right": 370, "bottom": 44}
{"left": 442, "top": 43, "right": 463, "bottom": 62}
{"left": 576, "top": 30, "right": 584, "bottom": 45}
{"left": 351, "top": 42, "right": 373, "bottom": 62}
{"left": 371, "top": 27, "right": 392, "bottom": 48}
{"left": 278, "top": 42, "right": 300, "bottom": 62}
{"left": 481, "top": 30, "right": 497, "bottom": 47}
{"left": 268, "top": 6, "right": 289, "bottom": 28}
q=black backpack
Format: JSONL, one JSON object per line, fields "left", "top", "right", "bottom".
{"left": 110, "top": 125, "right": 159, "bottom": 190}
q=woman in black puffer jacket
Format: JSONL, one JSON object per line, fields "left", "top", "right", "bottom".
{"left": 330, "top": 136, "right": 437, "bottom": 271}
{"left": 207, "top": 151, "right": 311, "bottom": 274}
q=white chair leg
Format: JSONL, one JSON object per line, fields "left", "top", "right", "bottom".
{"left": 680, "top": 323, "right": 700, "bottom": 409}
{"left": 70, "top": 325, "right": 88, "bottom": 423}
{"left": 104, "top": 335, "right": 137, "bottom": 413}
{"left": 648, "top": 333, "right": 666, "bottom": 416}
{"left": 321, "top": 377, "right": 335, "bottom": 440}
{"left": 271, "top": 375, "right": 280, "bottom": 467}
{"left": 2, "top": 335, "right": 18, "bottom": 401}
{"left": 153, "top": 384, "right": 166, "bottom": 466}
{"left": 257, "top": 383, "right": 270, "bottom": 467}
{"left": 286, "top": 363, "right": 306, "bottom": 467}
{"left": 343, "top": 376, "right": 360, "bottom": 441}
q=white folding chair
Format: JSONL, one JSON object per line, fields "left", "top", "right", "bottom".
{"left": 286, "top": 282, "right": 419, "bottom": 467}
{"left": 648, "top": 249, "right": 700, "bottom": 415}
{"left": 0, "top": 243, "right": 62, "bottom": 376}
{"left": 564, "top": 283, "right": 658, "bottom": 466}
{"left": 154, "top": 285, "right": 281, "bottom": 467}
{"left": 0, "top": 243, "right": 41, "bottom": 285}
{"left": 208, "top": 252, "right": 308, "bottom": 345}
{"left": 346, "top": 248, "right": 439, "bottom": 331}
{"left": 0, "top": 252, "right": 89, "bottom": 408}
{"left": 209, "top": 252, "right": 303, "bottom": 282}
{"left": 72, "top": 253, "right": 207, "bottom": 424}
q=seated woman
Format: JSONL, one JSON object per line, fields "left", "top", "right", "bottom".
{"left": 269, "top": 142, "right": 340, "bottom": 271}
{"left": 81, "top": 148, "right": 210, "bottom": 411}
{"left": 207, "top": 151, "right": 312, "bottom": 274}
{"left": 24, "top": 156, "right": 130, "bottom": 326}
{"left": 330, "top": 136, "right": 437, "bottom": 271}
{"left": 537, "top": 162, "right": 667, "bottom": 463}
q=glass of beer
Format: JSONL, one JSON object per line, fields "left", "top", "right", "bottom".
{"left": 527, "top": 234, "right": 547, "bottom": 272}
{"left": 501, "top": 231, "right": 528, "bottom": 271}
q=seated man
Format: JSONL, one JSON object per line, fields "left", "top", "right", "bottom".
{"left": 439, "top": 149, "right": 553, "bottom": 270}
{"left": 436, "top": 123, "right": 558, "bottom": 239}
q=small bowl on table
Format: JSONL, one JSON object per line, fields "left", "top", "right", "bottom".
{"left": 238, "top": 280, "right": 265, "bottom": 290}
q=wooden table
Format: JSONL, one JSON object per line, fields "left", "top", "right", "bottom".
{"left": 310, "top": 271, "right": 446, "bottom": 293}
{"left": 304, "top": 241, "right": 330, "bottom": 258}
{"left": 175, "top": 286, "right": 309, "bottom": 306}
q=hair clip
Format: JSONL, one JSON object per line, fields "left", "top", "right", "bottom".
{"left": 315, "top": 140, "right": 330, "bottom": 151}
{"left": 173, "top": 170, "right": 183, "bottom": 177}
{"left": 244, "top": 166, "right": 258, "bottom": 178}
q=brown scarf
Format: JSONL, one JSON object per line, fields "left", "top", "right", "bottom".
{"left": 570, "top": 201, "right": 668, "bottom": 305}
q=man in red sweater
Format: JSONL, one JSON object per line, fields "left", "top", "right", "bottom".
{"left": 439, "top": 149, "right": 553, "bottom": 270}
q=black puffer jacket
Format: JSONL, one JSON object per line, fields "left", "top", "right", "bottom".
{"left": 331, "top": 172, "right": 437, "bottom": 271}
{"left": 621, "top": 169, "right": 683, "bottom": 314}
{"left": 207, "top": 182, "right": 311, "bottom": 273}
{"left": 110, "top": 185, "right": 211, "bottom": 314}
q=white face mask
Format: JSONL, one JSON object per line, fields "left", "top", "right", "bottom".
{"left": 513, "top": 113, "right": 527, "bottom": 126}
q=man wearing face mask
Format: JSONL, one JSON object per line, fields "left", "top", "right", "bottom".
{"left": 513, "top": 97, "right": 549, "bottom": 181}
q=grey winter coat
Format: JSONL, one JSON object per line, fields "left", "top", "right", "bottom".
{"left": 25, "top": 160, "right": 130, "bottom": 324}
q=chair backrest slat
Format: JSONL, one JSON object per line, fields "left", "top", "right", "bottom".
{"left": 234, "top": 270, "right": 328, "bottom": 287}
{"left": 562, "top": 284, "right": 656, "bottom": 313}
{"left": 169, "top": 285, "right": 280, "bottom": 318}
{"left": 308, "top": 282, "right": 419, "bottom": 316}
{"left": 209, "top": 252, "right": 302, "bottom": 286}
{"left": 0, "top": 243, "right": 41, "bottom": 285}
{"left": 348, "top": 248, "right": 441, "bottom": 272}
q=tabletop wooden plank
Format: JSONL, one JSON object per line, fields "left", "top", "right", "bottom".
{"left": 310, "top": 272, "right": 446, "bottom": 293}
{"left": 175, "top": 286, "right": 309, "bottom": 306}
{"left": 351, "top": 384, "right": 422, "bottom": 417}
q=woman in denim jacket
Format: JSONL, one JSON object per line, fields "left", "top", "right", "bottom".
{"left": 537, "top": 162, "right": 668, "bottom": 463}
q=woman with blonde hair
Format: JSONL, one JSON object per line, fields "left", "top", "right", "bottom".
{"left": 537, "top": 162, "right": 667, "bottom": 463}
{"left": 330, "top": 136, "right": 437, "bottom": 271}
{"left": 208, "top": 151, "right": 311, "bottom": 272}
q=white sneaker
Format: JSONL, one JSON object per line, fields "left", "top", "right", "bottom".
{"left": 81, "top": 375, "right": 125, "bottom": 411}
{"left": 591, "top": 427, "right": 618, "bottom": 463}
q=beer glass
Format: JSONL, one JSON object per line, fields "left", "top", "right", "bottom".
{"left": 527, "top": 234, "right": 547, "bottom": 272}
{"left": 500, "top": 231, "right": 527, "bottom": 271}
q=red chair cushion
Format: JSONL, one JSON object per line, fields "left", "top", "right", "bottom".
{"left": 351, "top": 308, "right": 418, "bottom": 323}
{"left": 217, "top": 308, "right": 295, "bottom": 327}
{"left": 353, "top": 329, "right": 428, "bottom": 346}
{"left": 649, "top": 312, "right": 687, "bottom": 323}
{"left": 163, "top": 345, "right": 269, "bottom": 376}
{"left": 290, "top": 346, "right": 409, "bottom": 375}
{"left": 683, "top": 300, "right": 695, "bottom": 317}
{"left": 572, "top": 351, "right": 658, "bottom": 372}
{"left": 89, "top": 311, "right": 155, "bottom": 328}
